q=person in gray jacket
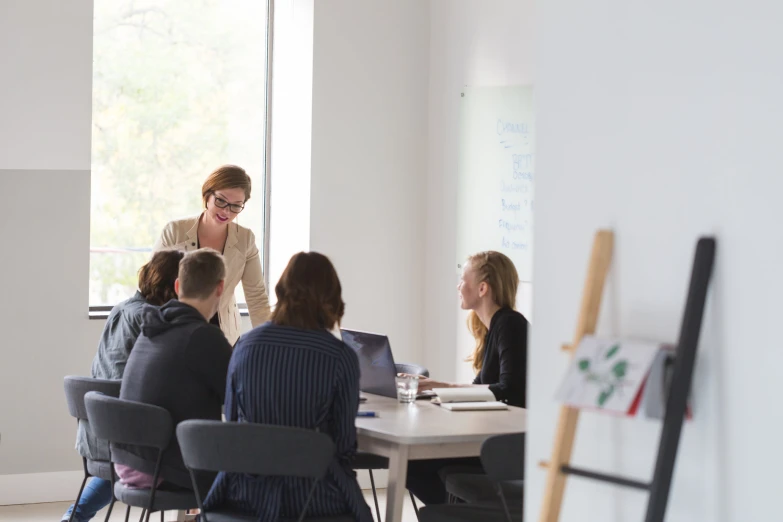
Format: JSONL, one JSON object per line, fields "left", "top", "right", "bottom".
{"left": 62, "top": 249, "right": 184, "bottom": 522}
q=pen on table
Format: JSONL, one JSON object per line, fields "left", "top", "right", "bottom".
{"left": 357, "top": 411, "right": 379, "bottom": 418}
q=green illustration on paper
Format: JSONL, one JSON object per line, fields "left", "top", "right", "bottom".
{"left": 577, "top": 343, "right": 629, "bottom": 407}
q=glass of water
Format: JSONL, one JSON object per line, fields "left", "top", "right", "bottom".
{"left": 395, "top": 374, "right": 419, "bottom": 403}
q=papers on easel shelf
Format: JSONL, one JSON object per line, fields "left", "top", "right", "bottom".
{"left": 638, "top": 344, "right": 693, "bottom": 420}
{"left": 431, "top": 387, "right": 508, "bottom": 411}
{"left": 555, "top": 336, "right": 661, "bottom": 416}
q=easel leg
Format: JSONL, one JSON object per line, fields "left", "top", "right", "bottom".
{"left": 538, "top": 230, "right": 614, "bottom": 522}
{"left": 643, "top": 238, "right": 715, "bottom": 522}
{"left": 539, "top": 406, "right": 580, "bottom": 522}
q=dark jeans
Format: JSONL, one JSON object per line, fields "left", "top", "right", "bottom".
{"left": 405, "top": 457, "right": 483, "bottom": 505}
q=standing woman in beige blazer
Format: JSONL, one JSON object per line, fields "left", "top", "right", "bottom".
{"left": 154, "top": 165, "right": 271, "bottom": 345}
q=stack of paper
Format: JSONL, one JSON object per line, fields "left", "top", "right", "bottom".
{"left": 431, "top": 387, "right": 508, "bottom": 411}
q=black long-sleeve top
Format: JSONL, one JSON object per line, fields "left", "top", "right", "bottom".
{"left": 472, "top": 307, "right": 528, "bottom": 408}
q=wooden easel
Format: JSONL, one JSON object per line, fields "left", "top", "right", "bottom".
{"left": 538, "top": 229, "right": 615, "bottom": 521}
{"left": 538, "top": 232, "right": 716, "bottom": 522}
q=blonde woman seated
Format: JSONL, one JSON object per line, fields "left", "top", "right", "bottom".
{"left": 405, "top": 251, "right": 528, "bottom": 505}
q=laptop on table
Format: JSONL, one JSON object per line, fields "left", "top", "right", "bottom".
{"left": 340, "top": 328, "right": 434, "bottom": 401}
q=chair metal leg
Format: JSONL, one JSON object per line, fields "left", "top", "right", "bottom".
{"left": 498, "top": 488, "right": 513, "bottom": 522}
{"left": 187, "top": 467, "right": 206, "bottom": 522}
{"left": 68, "top": 468, "right": 90, "bottom": 522}
{"left": 105, "top": 452, "right": 118, "bottom": 522}
{"left": 409, "top": 491, "right": 420, "bottom": 520}
{"left": 124, "top": 504, "right": 132, "bottom": 522}
{"left": 368, "top": 470, "right": 382, "bottom": 522}
{"left": 138, "top": 508, "right": 147, "bottom": 522}
{"left": 103, "top": 499, "right": 117, "bottom": 522}
{"left": 160, "top": 510, "right": 164, "bottom": 522}
{"left": 146, "top": 452, "right": 164, "bottom": 522}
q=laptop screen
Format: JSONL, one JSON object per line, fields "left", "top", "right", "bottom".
{"left": 340, "top": 329, "right": 397, "bottom": 398}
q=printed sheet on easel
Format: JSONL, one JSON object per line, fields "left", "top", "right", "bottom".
{"left": 555, "top": 336, "right": 661, "bottom": 415}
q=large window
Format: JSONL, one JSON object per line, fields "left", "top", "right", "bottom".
{"left": 89, "top": 0, "right": 271, "bottom": 308}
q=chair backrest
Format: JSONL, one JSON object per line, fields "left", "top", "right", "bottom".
{"left": 481, "top": 433, "right": 525, "bottom": 482}
{"left": 177, "top": 420, "right": 336, "bottom": 479}
{"left": 395, "top": 362, "right": 430, "bottom": 378}
{"left": 63, "top": 376, "right": 121, "bottom": 421}
{"left": 84, "top": 392, "right": 173, "bottom": 450}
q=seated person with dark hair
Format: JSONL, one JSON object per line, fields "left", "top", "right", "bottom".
{"left": 113, "top": 248, "right": 233, "bottom": 492}
{"left": 205, "top": 252, "right": 373, "bottom": 522}
{"left": 63, "top": 250, "right": 184, "bottom": 522}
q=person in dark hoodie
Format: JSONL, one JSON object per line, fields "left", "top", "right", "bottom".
{"left": 62, "top": 250, "right": 184, "bottom": 522}
{"left": 113, "top": 247, "right": 233, "bottom": 492}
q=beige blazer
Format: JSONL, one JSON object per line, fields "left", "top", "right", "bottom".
{"left": 153, "top": 215, "right": 271, "bottom": 345}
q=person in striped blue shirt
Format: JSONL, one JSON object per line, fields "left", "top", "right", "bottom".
{"left": 204, "top": 252, "right": 373, "bottom": 522}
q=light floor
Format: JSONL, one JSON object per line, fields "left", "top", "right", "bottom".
{"left": 0, "top": 489, "right": 419, "bottom": 522}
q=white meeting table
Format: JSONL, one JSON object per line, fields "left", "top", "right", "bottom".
{"left": 355, "top": 393, "right": 527, "bottom": 522}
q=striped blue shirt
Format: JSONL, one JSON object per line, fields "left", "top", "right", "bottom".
{"left": 204, "top": 322, "right": 373, "bottom": 522}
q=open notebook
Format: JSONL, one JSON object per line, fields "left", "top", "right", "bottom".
{"left": 431, "top": 387, "right": 508, "bottom": 411}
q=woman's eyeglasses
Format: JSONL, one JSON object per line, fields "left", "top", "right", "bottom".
{"left": 212, "top": 193, "right": 245, "bottom": 214}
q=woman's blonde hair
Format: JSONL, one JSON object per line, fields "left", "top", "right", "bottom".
{"left": 465, "top": 251, "right": 519, "bottom": 372}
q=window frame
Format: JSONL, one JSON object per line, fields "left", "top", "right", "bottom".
{"left": 88, "top": 0, "right": 275, "bottom": 319}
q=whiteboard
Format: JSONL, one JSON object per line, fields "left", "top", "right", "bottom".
{"left": 456, "top": 86, "right": 534, "bottom": 316}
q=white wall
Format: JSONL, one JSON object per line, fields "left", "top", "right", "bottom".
{"left": 527, "top": 1, "right": 783, "bottom": 521}
{"left": 0, "top": 1, "right": 93, "bottom": 171}
{"left": 0, "top": 0, "right": 106, "bottom": 502}
{"left": 310, "top": 0, "right": 430, "bottom": 366}
{"left": 425, "top": 0, "right": 535, "bottom": 381}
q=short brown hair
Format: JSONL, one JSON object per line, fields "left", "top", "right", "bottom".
{"left": 178, "top": 249, "right": 226, "bottom": 299}
{"left": 201, "top": 165, "right": 252, "bottom": 208}
{"left": 138, "top": 250, "right": 185, "bottom": 305}
{"left": 272, "top": 252, "right": 345, "bottom": 330}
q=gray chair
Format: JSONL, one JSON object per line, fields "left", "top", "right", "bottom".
{"left": 84, "top": 391, "right": 197, "bottom": 522}
{"left": 354, "top": 362, "right": 429, "bottom": 521}
{"left": 420, "top": 433, "right": 525, "bottom": 522}
{"left": 444, "top": 433, "right": 524, "bottom": 506}
{"left": 176, "top": 419, "right": 354, "bottom": 522}
{"left": 418, "top": 502, "right": 522, "bottom": 522}
{"left": 63, "top": 376, "right": 122, "bottom": 522}
{"left": 445, "top": 474, "right": 524, "bottom": 504}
